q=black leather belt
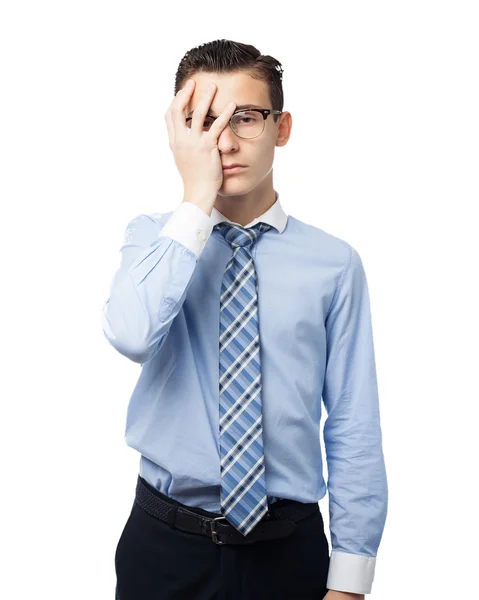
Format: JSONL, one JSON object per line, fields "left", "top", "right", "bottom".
{"left": 135, "top": 475, "right": 320, "bottom": 546}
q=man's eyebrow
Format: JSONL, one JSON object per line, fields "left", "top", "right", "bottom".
{"left": 187, "top": 104, "right": 263, "bottom": 117}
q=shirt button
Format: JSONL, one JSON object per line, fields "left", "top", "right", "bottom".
{"left": 197, "top": 230, "right": 207, "bottom": 241}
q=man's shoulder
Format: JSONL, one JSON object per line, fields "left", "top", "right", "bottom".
{"left": 287, "top": 214, "right": 353, "bottom": 264}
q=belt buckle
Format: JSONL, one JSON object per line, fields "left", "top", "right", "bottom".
{"left": 209, "top": 515, "right": 228, "bottom": 545}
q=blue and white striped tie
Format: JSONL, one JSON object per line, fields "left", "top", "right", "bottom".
{"left": 214, "top": 221, "right": 273, "bottom": 537}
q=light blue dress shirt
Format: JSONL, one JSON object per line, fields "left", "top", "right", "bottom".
{"left": 102, "top": 192, "right": 388, "bottom": 595}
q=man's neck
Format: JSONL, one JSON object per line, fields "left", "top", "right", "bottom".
{"left": 214, "top": 188, "right": 277, "bottom": 227}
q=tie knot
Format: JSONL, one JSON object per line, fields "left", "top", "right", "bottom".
{"left": 213, "top": 222, "right": 273, "bottom": 249}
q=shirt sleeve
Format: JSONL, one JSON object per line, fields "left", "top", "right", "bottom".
{"left": 101, "top": 203, "right": 214, "bottom": 364}
{"left": 322, "top": 243, "right": 388, "bottom": 595}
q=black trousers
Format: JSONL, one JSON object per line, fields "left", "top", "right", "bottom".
{"left": 114, "top": 484, "right": 331, "bottom": 600}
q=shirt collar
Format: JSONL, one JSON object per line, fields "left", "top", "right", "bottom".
{"left": 210, "top": 191, "right": 288, "bottom": 234}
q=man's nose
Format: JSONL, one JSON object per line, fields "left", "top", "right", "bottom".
{"left": 217, "top": 123, "right": 239, "bottom": 150}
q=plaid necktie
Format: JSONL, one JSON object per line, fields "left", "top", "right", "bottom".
{"left": 213, "top": 220, "right": 273, "bottom": 536}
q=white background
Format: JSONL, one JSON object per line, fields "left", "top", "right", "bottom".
{"left": 1, "top": 1, "right": 478, "bottom": 598}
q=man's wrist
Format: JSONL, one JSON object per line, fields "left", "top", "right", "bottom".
{"left": 327, "top": 591, "right": 365, "bottom": 600}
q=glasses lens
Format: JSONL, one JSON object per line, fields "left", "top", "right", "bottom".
{"left": 231, "top": 110, "right": 264, "bottom": 138}
{"left": 185, "top": 111, "right": 264, "bottom": 138}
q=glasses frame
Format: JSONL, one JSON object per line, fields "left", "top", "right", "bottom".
{"left": 185, "top": 108, "right": 283, "bottom": 139}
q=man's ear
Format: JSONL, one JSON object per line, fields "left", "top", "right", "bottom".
{"left": 276, "top": 111, "right": 292, "bottom": 147}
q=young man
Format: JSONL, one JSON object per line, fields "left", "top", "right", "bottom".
{"left": 103, "top": 39, "right": 388, "bottom": 600}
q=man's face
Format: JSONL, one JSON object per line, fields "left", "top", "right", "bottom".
{"left": 183, "top": 70, "right": 291, "bottom": 196}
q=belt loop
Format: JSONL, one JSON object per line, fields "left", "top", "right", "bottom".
{"left": 167, "top": 504, "right": 178, "bottom": 528}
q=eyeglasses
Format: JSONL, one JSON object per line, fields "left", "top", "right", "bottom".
{"left": 185, "top": 108, "right": 283, "bottom": 139}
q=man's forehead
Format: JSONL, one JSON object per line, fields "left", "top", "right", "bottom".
{"left": 185, "top": 73, "right": 269, "bottom": 116}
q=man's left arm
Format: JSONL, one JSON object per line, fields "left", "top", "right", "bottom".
{"left": 322, "top": 243, "right": 388, "bottom": 596}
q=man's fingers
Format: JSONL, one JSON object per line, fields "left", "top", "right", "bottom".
{"left": 164, "top": 110, "right": 175, "bottom": 148}
{"left": 168, "top": 80, "right": 196, "bottom": 138}
{"left": 189, "top": 82, "right": 218, "bottom": 135}
{"left": 164, "top": 79, "right": 237, "bottom": 147}
{"left": 208, "top": 101, "right": 237, "bottom": 140}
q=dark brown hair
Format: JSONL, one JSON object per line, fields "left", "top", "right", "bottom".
{"left": 174, "top": 39, "right": 284, "bottom": 123}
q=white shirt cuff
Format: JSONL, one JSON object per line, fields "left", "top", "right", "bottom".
{"left": 158, "top": 201, "right": 214, "bottom": 257}
{"left": 326, "top": 550, "right": 376, "bottom": 595}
